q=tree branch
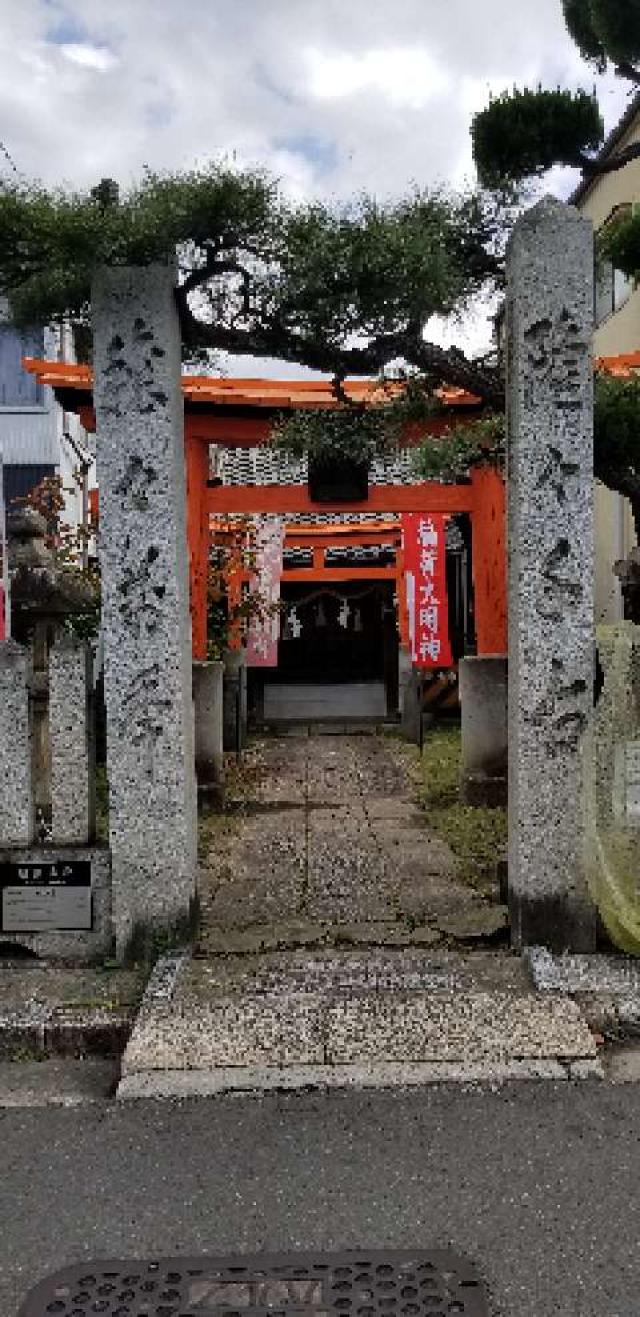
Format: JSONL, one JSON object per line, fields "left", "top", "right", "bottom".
{"left": 331, "top": 373, "right": 362, "bottom": 408}
{"left": 578, "top": 140, "right": 640, "bottom": 177}
{"left": 176, "top": 296, "right": 505, "bottom": 405}
{"left": 614, "top": 62, "right": 640, "bottom": 86}
{"left": 179, "top": 256, "right": 254, "bottom": 299}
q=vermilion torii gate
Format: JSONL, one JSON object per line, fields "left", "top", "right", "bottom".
{"left": 24, "top": 360, "right": 508, "bottom": 661}
{"left": 203, "top": 466, "right": 506, "bottom": 661}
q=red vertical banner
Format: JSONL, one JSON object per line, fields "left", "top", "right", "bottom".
{"left": 401, "top": 513, "right": 452, "bottom": 668}
{"left": 246, "top": 517, "right": 285, "bottom": 667}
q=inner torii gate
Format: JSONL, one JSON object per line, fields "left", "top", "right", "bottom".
{"left": 199, "top": 463, "right": 506, "bottom": 661}
{"left": 24, "top": 360, "right": 508, "bottom": 662}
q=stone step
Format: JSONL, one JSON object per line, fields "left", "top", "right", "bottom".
{"left": 117, "top": 951, "right": 601, "bottom": 1098}
{"left": 187, "top": 947, "right": 527, "bottom": 996}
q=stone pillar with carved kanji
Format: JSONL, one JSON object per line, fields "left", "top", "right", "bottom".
{"left": 507, "top": 197, "right": 596, "bottom": 951}
{"left": 93, "top": 262, "right": 197, "bottom": 954}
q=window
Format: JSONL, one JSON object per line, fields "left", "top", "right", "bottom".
{"left": 595, "top": 204, "right": 634, "bottom": 327}
{"left": 595, "top": 258, "right": 633, "bottom": 325}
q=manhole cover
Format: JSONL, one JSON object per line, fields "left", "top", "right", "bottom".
{"left": 18, "top": 1249, "right": 489, "bottom": 1316}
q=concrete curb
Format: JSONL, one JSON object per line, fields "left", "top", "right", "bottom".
{"left": 117, "top": 1055, "right": 604, "bottom": 1100}
{"left": 0, "top": 951, "right": 188, "bottom": 1063}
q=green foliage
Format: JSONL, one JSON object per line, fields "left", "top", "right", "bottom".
{"left": 562, "top": 0, "right": 608, "bottom": 68}
{"left": 473, "top": 0, "right": 640, "bottom": 188}
{"left": 271, "top": 404, "right": 397, "bottom": 468}
{"left": 411, "top": 375, "right": 640, "bottom": 527}
{"left": 0, "top": 168, "right": 505, "bottom": 396}
{"left": 587, "top": 0, "right": 640, "bottom": 65}
{"left": 600, "top": 208, "right": 640, "bottom": 279}
{"left": 206, "top": 525, "right": 281, "bottom": 660}
{"left": 270, "top": 376, "right": 445, "bottom": 468}
{"left": 0, "top": 165, "right": 277, "bottom": 331}
{"left": 269, "top": 190, "right": 501, "bottom": 351}
{"left": 472, "top": 87, "right": 604, "bottom": 186}
{"left": 18, "top": 472, "right": 101, "bottom": 640}
{"left": 593, "top": 371, "right": 640, "bottom": 498}
{"left": 413, "top": 414, "right": 505, "bottom": 481}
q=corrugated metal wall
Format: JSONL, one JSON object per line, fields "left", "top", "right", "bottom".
{"left": 0, "top": 407, "right": 58, "bottom": 465}
{"left": 0, "top": 320, "right": 57, "bottom": 467}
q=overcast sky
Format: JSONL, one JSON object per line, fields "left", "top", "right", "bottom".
{"left": 0, "top": 0, "right": 634, "bottom": 367}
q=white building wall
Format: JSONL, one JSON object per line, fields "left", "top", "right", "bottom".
{"left": 575, "top": 110, "right": 640, "bottom": 623}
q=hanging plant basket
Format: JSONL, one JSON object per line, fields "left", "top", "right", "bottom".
{"left": 270, "top": 400, "right": 398, "bottom": 502}
{"left": 307, "top": 454, "right": 369, "bottom": 502}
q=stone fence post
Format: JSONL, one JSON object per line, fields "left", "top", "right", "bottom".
{"left": 193, "top": 659, "right": 225, "bottom": 806}
{"left": 93, "top": 262, "right": 197, "bottom": 953}
{"left": 50, "top": 635, "right": 95, "bottom": 844}
{"left": 0, "top": 639, "right": 33, "bottom": 846}
{"left": 507, "top": 197, "right": 595, "bottom": 951}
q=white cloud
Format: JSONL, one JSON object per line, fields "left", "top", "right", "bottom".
{"left": 0, "top": 0, "right": 633, "bottom": 365}
{"left": 305, "top": 47, "right": 450, "bottom": 109}
{"left": 59, "top": 42, "right": 118, "bottom": 72}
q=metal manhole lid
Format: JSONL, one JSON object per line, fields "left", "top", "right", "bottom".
{"left": 18, "top": 1249, "right": 489, "bottom": 1317}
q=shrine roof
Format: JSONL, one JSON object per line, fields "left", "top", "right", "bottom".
{"left": 25, "top": 352, "right": 640, "bottom": 406}
{"left": 22, "top": 358, "right": 481, "bottom": 411}
{"left": 594, "top": 351, "right": 640, "bottom": 377}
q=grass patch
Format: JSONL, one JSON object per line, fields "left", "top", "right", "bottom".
{"left": 419, "top": 724, "right": 507, "bottom": 897}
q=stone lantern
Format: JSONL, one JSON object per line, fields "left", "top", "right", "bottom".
{"left": 7, "top": 506, "right": 96, "bottom": 832}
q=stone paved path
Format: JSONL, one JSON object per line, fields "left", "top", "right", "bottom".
{"left": 197, "top": 731, "right": 506, "bottom": 954}
{"left": 118, "top": 733, "right": 600, "bottom": 1096}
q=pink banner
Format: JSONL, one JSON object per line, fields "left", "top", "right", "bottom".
{"left": 402, "top": 513, "right": 452, "bottom": 669}
{"left": 246, "top": 518, "right": 284, "bottom": 667}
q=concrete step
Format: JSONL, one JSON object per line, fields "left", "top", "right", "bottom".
{"left": 117, "top": 949, "right": 602, "bottom": 1098}
{"left": 0, "top": 959, "right": 145, "bottom": 1059}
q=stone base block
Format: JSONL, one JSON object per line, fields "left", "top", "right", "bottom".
{"left": 509, "top": 888, "right": 596, "bottom": 954}
{"left": 193, "top": 661, "right": 224, "bottom": 800}
{"left": 223, "top": 651, "right": 248, "bottom": 751}
{"left": 459, "top": 655, "right": 507, "bottom": 781}
{"left": 460, "top": 774, "right": 507, "bottom": 808}
{"left": 399, "top": 659, "right": 422, "bottom": 746}
{"left": 197, "top": 781, "right": 226, "bottom": 811}
{"left": 0, "top": 845, "right": 112, "bottom": 962}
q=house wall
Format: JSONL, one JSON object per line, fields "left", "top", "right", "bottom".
{"left": 576, "top": 113, "right": 640, "bottom": 623}
{"left": 0, "top": 309, "right": 94, "bottom": 533}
